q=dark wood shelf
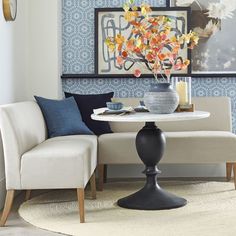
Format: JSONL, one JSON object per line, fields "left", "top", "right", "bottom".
{"left": 61, "top": 74, "right": 158, "bottom": 79}
{"left": 61, "top": 74, "right": 236, "bottom": 79}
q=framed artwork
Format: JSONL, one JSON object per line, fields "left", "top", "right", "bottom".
{"left": 168, "top": 0, "right": 236, "bottom": 76}
{"left": 95, "top": 7, "right": 191, "bottom": 78}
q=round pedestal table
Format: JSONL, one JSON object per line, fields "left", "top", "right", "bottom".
{"left": 91, "top": 111, "right": 210, "bottom": 210}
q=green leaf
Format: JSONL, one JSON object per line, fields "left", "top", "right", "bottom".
{"left": 129, "top": 0, "right": 135, "bottom": 4}
{"left": 123, "top": 3, "right": 130, "bottom": 12}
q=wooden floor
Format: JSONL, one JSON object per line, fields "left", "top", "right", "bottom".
{"left": 0, "top": 177, "right": 228, "bottom": 236}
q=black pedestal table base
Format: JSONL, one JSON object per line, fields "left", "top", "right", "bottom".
{"left": 117, "top": 122, "right": 187, "bottom": 210}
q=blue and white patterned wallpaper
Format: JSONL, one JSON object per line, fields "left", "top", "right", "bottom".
{"left": 62, "top": 0, "right": 165, "bottom": 73}
{"left": 62, "top": 0, "right": 236, "bottom": 133}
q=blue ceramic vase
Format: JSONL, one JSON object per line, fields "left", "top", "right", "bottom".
{"left": 144, "top": 83, "right": 179, "bottom": 114}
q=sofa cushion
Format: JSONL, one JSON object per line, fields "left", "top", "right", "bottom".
{"left": 98, "top": 131, "right": 236, "bottom": 164}
{"left": 35, "top": 96, "right": 93, "bottom": 138}
{"left": 21, "top": 135, "right": 97, "bottom": 189}
{"left": 65, "top": 92, "right": 114, "bottom": 136}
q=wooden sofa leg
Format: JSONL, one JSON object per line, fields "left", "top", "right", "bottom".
{"left": 0, "top": 190, "right": 15, "bottom": 227}
{"left": 77, "top": 188, "right": 85, "bottom": 223}
{"left": 90, "top": 172, "right": 96, "bottom": 199}
{"left": 98, "top": 164, "right": 104, "bottom": 191}
{"left": 104, "top": 164, "right": 108, "bottom": 183}
{"left": 25, "top": 190, "right": 32, "bottom": 201}
{"left": 233, "top": 164, "right": 236, "bottom": 190}
{"left": 226, "top": 163, "right": 233, "bottom": 181}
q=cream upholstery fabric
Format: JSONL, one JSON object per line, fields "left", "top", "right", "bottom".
{"left": 21, "top": 135, "right": 97, "bottom": 189}
{"left": 0, "top": 97, "right": 234, "bottom": 190}
{"left": 99, "top": 131, "right": 236, "bottom": 164}
{"left": 111, "top": 97, "right": 232, "bottom": 132}
{"left": 0, "top": 102, "right": 46, "bottom": 189}
{"left": 0, "top": 102, "right": 97, "bottom": 190}
{"left": 99, "top": 97, "right": 235, "bottom": 165}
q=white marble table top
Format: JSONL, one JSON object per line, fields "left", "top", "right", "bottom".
{"left": 91, "top": 110, "right": 210, "bottom": 123}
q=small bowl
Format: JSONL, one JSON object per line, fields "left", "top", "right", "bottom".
{"left": 106, "top": 102, "right": 123, "bottom": 110}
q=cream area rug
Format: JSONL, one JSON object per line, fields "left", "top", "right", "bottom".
{"left": 19, "top": 181, "right": 236, "bottom": 236}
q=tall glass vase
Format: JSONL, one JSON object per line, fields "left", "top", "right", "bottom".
{"left": 172, "top": 77, "right": 192, "bottom": 108}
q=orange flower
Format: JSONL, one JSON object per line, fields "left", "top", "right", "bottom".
{"left": 144, "top": 31, "right": 152, "bottom": 39}
{"left": 150, "top": 38, "right": 158, "bottom": 47}
{"left": 146, "top": 53, "right": 154, "bottom": 62}
{"left": 158, "top": 53, "right": 166, "bottom": 61}
{"left": 151, "top": 28, "right": 158, "bottom": 33}
{"left": 124, "top": 11, "right": 133, "bottom": 21}
{"left": 117, "top": 56, "right": 124, "bottom": 66}
{"left": 155, "top": 35, "right": 161, "bottom": 43}
{"left": 117, "top": 45, "right": 121, "bottom": 51}
{"left": 126, "top": 39, "right": 135, "bottom": 50}
{"left": 115, "top": 34, "right": 125, "bottom": 44}
{"left": 130, "top": 21, "right": 141, "bottom": 27}
{"left": 134, "top": 69, "right": 142, "bottom": 78}
{"left": 148, "top": 17, "right": 154, "bottom": 23}
{"left": 171, "top": 36, "right": 177, "bottom": 42}
{"left": 160, "top": 33, "right": 167, "bottom": 41}
{"left": 141, "top": 3, "right": 152, "bottom": 16}
{"left": 124, "top": 11, "right": 139, "bottom": 22}
{"left": 134, "top": 47, "right": 141, "bottom": 54}
{"left": 152, "top": 21, "right": 158, "bottom": 26}
{"left": 132, "top": 28, "right": 140, "bottom": 34}
{"left": 122, "top": 51, "right": 128, "bottom": 58}
{"left": 185, "top": 59, "right": 190, "bottom": 65}
{"left": 172, "top": 45, "right": 180, "bottom": 54}
{"left": 184, "top": 59, "right": 190, "bottom": 66}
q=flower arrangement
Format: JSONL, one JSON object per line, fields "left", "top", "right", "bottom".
{"left": 105, "top": 0, "right": 199, "bottom": 82}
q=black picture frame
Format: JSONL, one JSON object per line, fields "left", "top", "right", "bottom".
{"left": 94, "top": 7, "right": 191, "bottom": 79}
{"left": 166, "top": 0, "right": 171, "bottom": 7}
{"left": 168, "top": 0, "right": 236, "bottom": 77}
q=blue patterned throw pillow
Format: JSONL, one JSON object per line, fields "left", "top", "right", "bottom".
{"left": 35, "top": 96, "right": 93, "bottom": 138}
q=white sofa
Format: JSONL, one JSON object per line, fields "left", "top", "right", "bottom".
{"left": 98, "top": 97, "right": 236, "bottom": 190}
{"left": 1, "top": 97, "right": 236, "bottom": 225}
{"left": 0, "top": 101, "right": 97, "bottom": 226}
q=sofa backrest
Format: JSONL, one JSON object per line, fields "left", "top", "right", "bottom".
{"left": 0, "top": 101, "right": 47, "bottom": 189}
{"left": 111, "top": 97, "right": 232, "bottom": 132}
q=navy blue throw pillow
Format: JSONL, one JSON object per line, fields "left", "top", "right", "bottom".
{"left": 35, "top": 96, "right": 93, "bottom": 138}
{"left": 65, "top": 92, "right": 114, "bottom": 135}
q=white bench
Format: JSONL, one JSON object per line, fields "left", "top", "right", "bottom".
{"left": 0, "top": 101, "right": 97, "bottom": 225}
{"left": 98, "top": 97, "right": 236, "bottom": 190}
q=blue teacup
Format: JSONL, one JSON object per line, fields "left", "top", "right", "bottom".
{"left": 106, "top": 102, "right": 123, "bottom": 110}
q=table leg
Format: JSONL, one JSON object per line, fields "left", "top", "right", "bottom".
{"left": 117, "top": 122, "right": 187, "bottom": 210}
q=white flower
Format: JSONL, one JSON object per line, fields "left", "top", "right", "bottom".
{"left": 207, "top": 0, "right": 236, "bottom": 20}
